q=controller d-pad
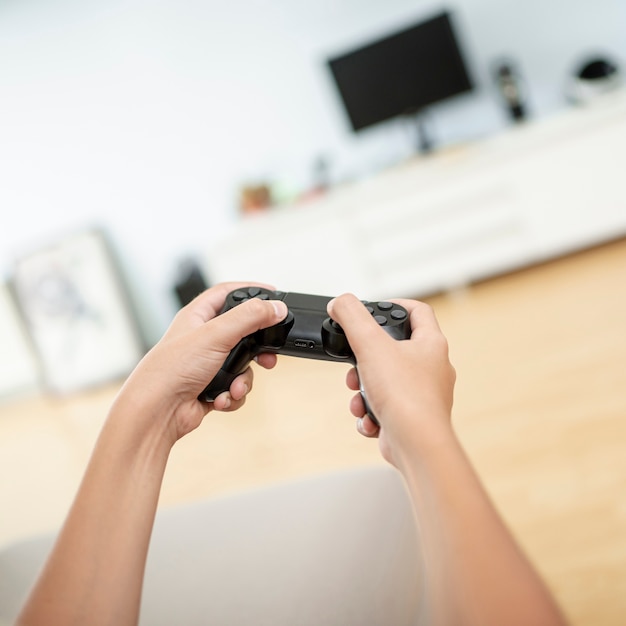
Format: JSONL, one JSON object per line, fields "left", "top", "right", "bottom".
{"left": 232, "top": 287, "right": 275, "bottom": 303}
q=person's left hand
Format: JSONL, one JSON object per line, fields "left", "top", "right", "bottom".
{"left": 114, "top": 282, "right": 288, "bottom": 444}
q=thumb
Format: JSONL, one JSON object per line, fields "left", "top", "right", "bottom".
{"left": 202, "top": 297, "right": 288, "bottom": 353}
{"left": 327, "top": 293, "right": 390, "bottom": 361}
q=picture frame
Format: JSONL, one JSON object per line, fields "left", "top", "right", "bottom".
{"left": 0, "top": 282, "right": 41, "bottom": 400}
{"left": 11, "top": 229, "right": 145, "bottom": 394}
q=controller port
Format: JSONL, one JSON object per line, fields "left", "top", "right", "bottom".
{"left": 294, "top": 339, "right": 316, "bottom": 349}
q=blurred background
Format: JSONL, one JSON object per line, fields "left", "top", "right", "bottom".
{"left": 1, "top": 3, "right": 626, "bottom": 624}
{"left": 1, "top": 0, "right": 625, "bottom": 345}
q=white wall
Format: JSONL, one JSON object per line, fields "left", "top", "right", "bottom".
{"left": 1, "top": 0, "right": 624, "bottom": 341}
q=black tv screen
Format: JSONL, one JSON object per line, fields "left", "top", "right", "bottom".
{"left": 327, "top": 11, "right": 473, "bottom": 132}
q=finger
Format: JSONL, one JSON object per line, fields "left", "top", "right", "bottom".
{"left": 356, "top": 416, "right": 380, "bottom": 438}
{"left": 213, "top": 391, "right": 247, "bottom": 413}
{"left": 212, "top": 390, "right": 232, "bottom": 411}
{"left": 327, "top": 293, "right": 390, "bottom": 359}
{"left": 228, "top": 366, "right": 253, "bottom": 401}
{"left": 255, "top": 353, "right": 278, "bottom": 370}
{"left": 349, "top": 392, "right": 365, "bottom": 417}
{"left": 212, "top": 376, "right": 252, "bottom": 410}
{"left": 201, "top": 297, "right": 288, "bottom": 355}
{"left": 171, "top": 281, "right": 277, "bottom": 330}
{"left": 346, "top": 367, "right": 360, "bottom": 391}
{"left": 349, "top": 395, "right": 381, "bottom": 439}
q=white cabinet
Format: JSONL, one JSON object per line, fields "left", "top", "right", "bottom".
{"left": 205, "top": 92, "right": 626, "bottom": 299}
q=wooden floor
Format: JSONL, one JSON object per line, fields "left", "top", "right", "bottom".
{"left": 1, "top": 238, "right": 625, "bottom": 626}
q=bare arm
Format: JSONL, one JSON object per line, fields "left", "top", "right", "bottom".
{"left": 17, "top": 283, "right": 288, "bottom": 626}
{"left": 328, "top": 294, "right": 568, "bottom": 626}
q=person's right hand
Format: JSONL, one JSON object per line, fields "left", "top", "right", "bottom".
{"left": 327, "top": 294, "right": 456, "bottom": 467}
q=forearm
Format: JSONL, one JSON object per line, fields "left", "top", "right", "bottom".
{"left": 14, "top": 284, "right": 286, "bottom": 625}
{"left": 397, "top": 428, "right": 567, "bottom": 626}
{"left": 17, "top": 399, "right": 173, "bottom": 626}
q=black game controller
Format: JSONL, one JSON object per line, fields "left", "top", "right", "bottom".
{"left": 199, "top": 287, "right": 412, "bottom": 425}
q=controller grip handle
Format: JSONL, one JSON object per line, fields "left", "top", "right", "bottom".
{"left": 198, "top": 311, "right": 294, "bottom": 403}
{"left": 198, "top": 337, "right": 257, "bottom": 402}
{"left": 199, "top": 368, "right": 240, "bottom": 403}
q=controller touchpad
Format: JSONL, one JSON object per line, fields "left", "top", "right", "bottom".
{"left": 280, "top": 292, "right": 331, "bottom": 357}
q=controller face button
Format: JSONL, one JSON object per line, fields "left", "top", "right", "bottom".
{"left": 255, "top": 293, "right": 270, "bottom": 300}
{"left": 377, "top": 301, "right": 394, "bottom": 311}
{"left": 248, "top": 287, "right": 262, "bottom": 297}
{"left": 391, "top": 309, "right": 408, "bottom": 320}
{"left": 365, "top": 306, "right": 375, "bottom": 315}
{"left": 374, "top": 315, "right": 387, "bottom": 326}
{"left": 233, "top": 290, "right": 248, "bottom": 301}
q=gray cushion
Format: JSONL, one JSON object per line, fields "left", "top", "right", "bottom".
{"left": 0, "top": 465, "right": 423, "bottom": 625}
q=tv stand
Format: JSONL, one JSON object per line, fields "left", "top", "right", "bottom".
{"left": 205, "top": 90, "right": 626, "bottom": 300}
{"left": 413, "top": 110, "right": 434, "bottom": 154}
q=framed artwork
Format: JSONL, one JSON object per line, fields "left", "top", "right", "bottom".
{"left": 0, "top": 282, "right": 41, "bottom": 399}
{"left": 12, "top": 229, "right": 145, "bottom": 394}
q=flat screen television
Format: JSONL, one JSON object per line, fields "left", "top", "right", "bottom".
{"left": 327, "top": 11, "right": 473, "bottom": 133}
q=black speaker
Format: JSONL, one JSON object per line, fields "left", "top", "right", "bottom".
{"left": 173, "top": 260, "right": 209, "bottom": 308}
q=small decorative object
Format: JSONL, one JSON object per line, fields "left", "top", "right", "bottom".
{"left": 566, "top": 56, "right": 623, "bottom": 105}
{"left": 0, "top": 282, "right": 40, "bottom": 399}
{"left": 12, "top": 229, "right": 145, "bottom": 394}
{"left": 173, "top": 258, "right": 208, "bottom": 308}
{"left": 493, "top": 58, "right": 528, "bottom": 122}
{"left": 239, "top": 184, "right": 273, "bottom": 216}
